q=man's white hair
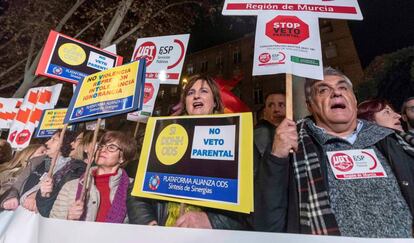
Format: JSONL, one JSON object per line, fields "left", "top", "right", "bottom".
{"left": 304, "top": 67, "right": 353, "bottom": 103}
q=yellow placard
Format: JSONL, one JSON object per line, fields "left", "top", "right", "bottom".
{"left": 35, "top": 108, "right": 71, "bottom": 138}
{"left": 132, "top": 113, "right": 253, "bottom": 213}
{"left": 74, "top": 63, "right": 138, "bottom": 107}
{"left": 65, "top": 60, "right": 145, "bottom": 123}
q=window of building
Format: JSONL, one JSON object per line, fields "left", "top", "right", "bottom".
{"left": 201, "top": 60, "right": 208, "bottom": 72}
{"left": 187, "top": 64, "right": 194, "bottom": 74}
{"left": 320, "top": 20, "right": 333, "bottom": 33}
{"left": 233, "top": 49, "right": 241, "bottom": 64}
{"left": 254, "top": 87, "right": 263, "bottom": 105}
{"left": 325, "top": 42, "right": 338, "bottom": 59}
{"left": 216, "top": 56, "right": 223, "bottom": 69}
{"left": 170, "top": 86, "right": 178, "bottom": 95}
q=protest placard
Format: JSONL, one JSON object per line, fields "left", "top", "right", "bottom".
{"left": 132, "top": 113, "right": 253, "bottom": 213}
{"left": 0, "top": 98, "right": 23, "bottom": 129}
{"left": 64, "top": 60, "right": 146, "bottom": 123}
{"left": 131, "top": 34, "right": 189, "bottom": 85}
{"left": 253, "top": 13, "right": 323, "bottom": 80}
{"left": 36, "top": 30, "right": 123, "bottom": 84}
{"left": 34, "top": 108, "right": 74, "bottom": 138}
{"left": 7, "top": 84, "right": 62, "bottom": 149}
{"left": 222, "top": 0, "right": 363, "bottom": 20}
{"left": 127, "top": 79, "right": 160, "bottom": 123}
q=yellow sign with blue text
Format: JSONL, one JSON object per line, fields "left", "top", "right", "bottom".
{"left": 64, "top": 60, "right": 146, "bottom": 123}
{"left": 132, "top": 113, "right": 253, "bottom": 213}
{"left": 35, "top": 108, "right": 73, "bottom": 138}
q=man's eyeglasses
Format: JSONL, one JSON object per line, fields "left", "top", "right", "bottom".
{"left": 406, "top": 106, "right": 414, "bottom": 113}
{"left": 97, "top": 144, "right": 122, "bottom": 152}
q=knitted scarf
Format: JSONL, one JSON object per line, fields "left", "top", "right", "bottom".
{"left": 165, "top": 202, "right": 202, "bottom": 226}
{"left": 75, "top": 168, "right": 130, "bottom": 223}
{"left": 396, "top": 131, "right": 414, "bottom": 153}
{"left": 293, "top": 121, "right": 340, "bottom": 235}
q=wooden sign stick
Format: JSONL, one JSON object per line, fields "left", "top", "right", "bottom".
{"left": 47, "top": 123, "right": 69, "bottom": 178}
{"left": 285, "top": 73, "right": 293, "bottom": 120}
{"left": 80, "top": 118, "right": 102, "bottom": 201}
{"left": 179, "top": 203, "right": 186, "bottom": 217}
{"left": 134, "top": 121, "right": 140, "bottom": 138}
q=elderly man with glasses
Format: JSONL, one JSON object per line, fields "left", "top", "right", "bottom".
{"left": 254, "top": 67, "right": 414, "bottom": 238}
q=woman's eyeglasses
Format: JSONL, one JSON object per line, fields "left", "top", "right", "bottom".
{"left": 97, "top": 144, "right": 122, "bottom": 152}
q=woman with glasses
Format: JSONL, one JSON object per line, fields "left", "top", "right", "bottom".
{"left": 127, "top": 75, "right": 248, "bottom": 230}
{"left": 49, "top": 130, "right": 137, "bottom": 223}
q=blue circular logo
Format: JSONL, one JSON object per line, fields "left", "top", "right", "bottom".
{"left": 52, "top": 66, "right": 63, "bottom": 75}
{"left": 75, "top": 107, "right": 84, "bottom": 117}
{"left": 149, "top": 175, "right": 160, "bottom": 191}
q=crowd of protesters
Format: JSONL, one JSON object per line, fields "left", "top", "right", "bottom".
{"left": 0, "top": 68, "right": 413, "bottom": 238}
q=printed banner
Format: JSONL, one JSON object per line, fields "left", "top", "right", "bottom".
{"left": 0, "top": 98, "right": 23, "bottom": 129}
{"left": 34, "top": 108, "right": 74, "bottom": 138}
{"left": 222, "top": 0, "right": 363, "bottom": 20}
{"left": 7, "top": 84, "right": 62, "bottom": 150}
{"left": 1, "top": 207, "right": 402, "bottom": 243}
{"left": 36, "top": 30, "right": 123, "bottom": 84}
{"left": 64, "top": 60, "right": 146, "bottom": 123}
{"left": 132, "top": 113, "right": 253, "bottom": 213}
{"left": 253, "top": 13, "right": 323, "bottom": 80}
{"left": 127, "top": 79, "right": 160, "bottom": 123}
{"left": 131, "top": 34, "right": 189, "bottom": 85}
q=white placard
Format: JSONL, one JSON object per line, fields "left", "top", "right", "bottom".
{"left": 191, "top": 125, "right": 236, "bottom": 161}
{"left": 253, "top": 13, "right": 323, "bottom": 80}
{"left": 326, "top": 149, "right": 387, "bottom": 180}
{"left": 87, "top": 51, "right": 115, "bottom": 71}
{"left": 7, "top": 84, "right": 62, "bottom": 150}
{"left": 131, "top": 34, "right": 189, "bottom": 85}
{"left": 222, "top": 0, "right": 363, "bottom": 20}
{"left": 0, "top": 98, "right": 23, "bottom": 129}
{"left": 126, "top": 79, "right": 160, "bottom": 123}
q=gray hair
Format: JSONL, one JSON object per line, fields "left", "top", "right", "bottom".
{"left": 304, "top": 67, "right": 353, "bottom": 103}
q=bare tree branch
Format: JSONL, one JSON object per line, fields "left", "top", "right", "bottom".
{"left": 0, "top": 59, "right": 27, "bottom": 79}
{"left": 99, "top": 0, "right": 134, "bottom": 48}
{"left": 55, "top": 0, "right": 86, "bottom": 31}
{"left": 113, "top": 1, "right": 201, "bottom": 45}
{"left": 74, "top": 6, "right": 118, "bottom": 39}
{"left": 0, "top": 74, "right": 23, "bottom": 91}
{"left": 0, "top": 28, "right": 28, "bottom": 51}
{"left": 12, "top": 0, "right": 87, "bottom": 97}
{"left": 25, "top": 34, "right": 37, "bottom": 72}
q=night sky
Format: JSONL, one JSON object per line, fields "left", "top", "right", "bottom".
{"left": 190, "top": 0, "right": 414, "bottom": 68}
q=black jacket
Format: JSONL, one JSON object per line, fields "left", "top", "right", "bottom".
{"left": 254, "top": 130, "right": 414, "bottom": 233}
{"left": 127, "top": 193, "right": 250, "bottom": 230}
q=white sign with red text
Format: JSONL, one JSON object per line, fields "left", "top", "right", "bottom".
{"left": 253, "top": 13, "right": 322, "bottom": 79}
{"left": 131, "top": 34, "right": 189, "bottom": 85}
{"left": 0, "top": 98, "right": 23, "bottom": 129}
{"left": 327, "top": 149, "right": 387, "bottom": 180}
{"left": 7, "top": 84, "right": 62, "bottom": 150}
{"left": 127, "top": 79, "right": 160, "bottom": 123}
{"left": 222, "top": 0, "right": 363, "bottom": 20}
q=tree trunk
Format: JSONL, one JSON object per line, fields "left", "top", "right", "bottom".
{"left": 12, "top": 0, "right": 86, "bottom": 97}
{"left": 99, "top": 0, "right": 133, "bottom": 48}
